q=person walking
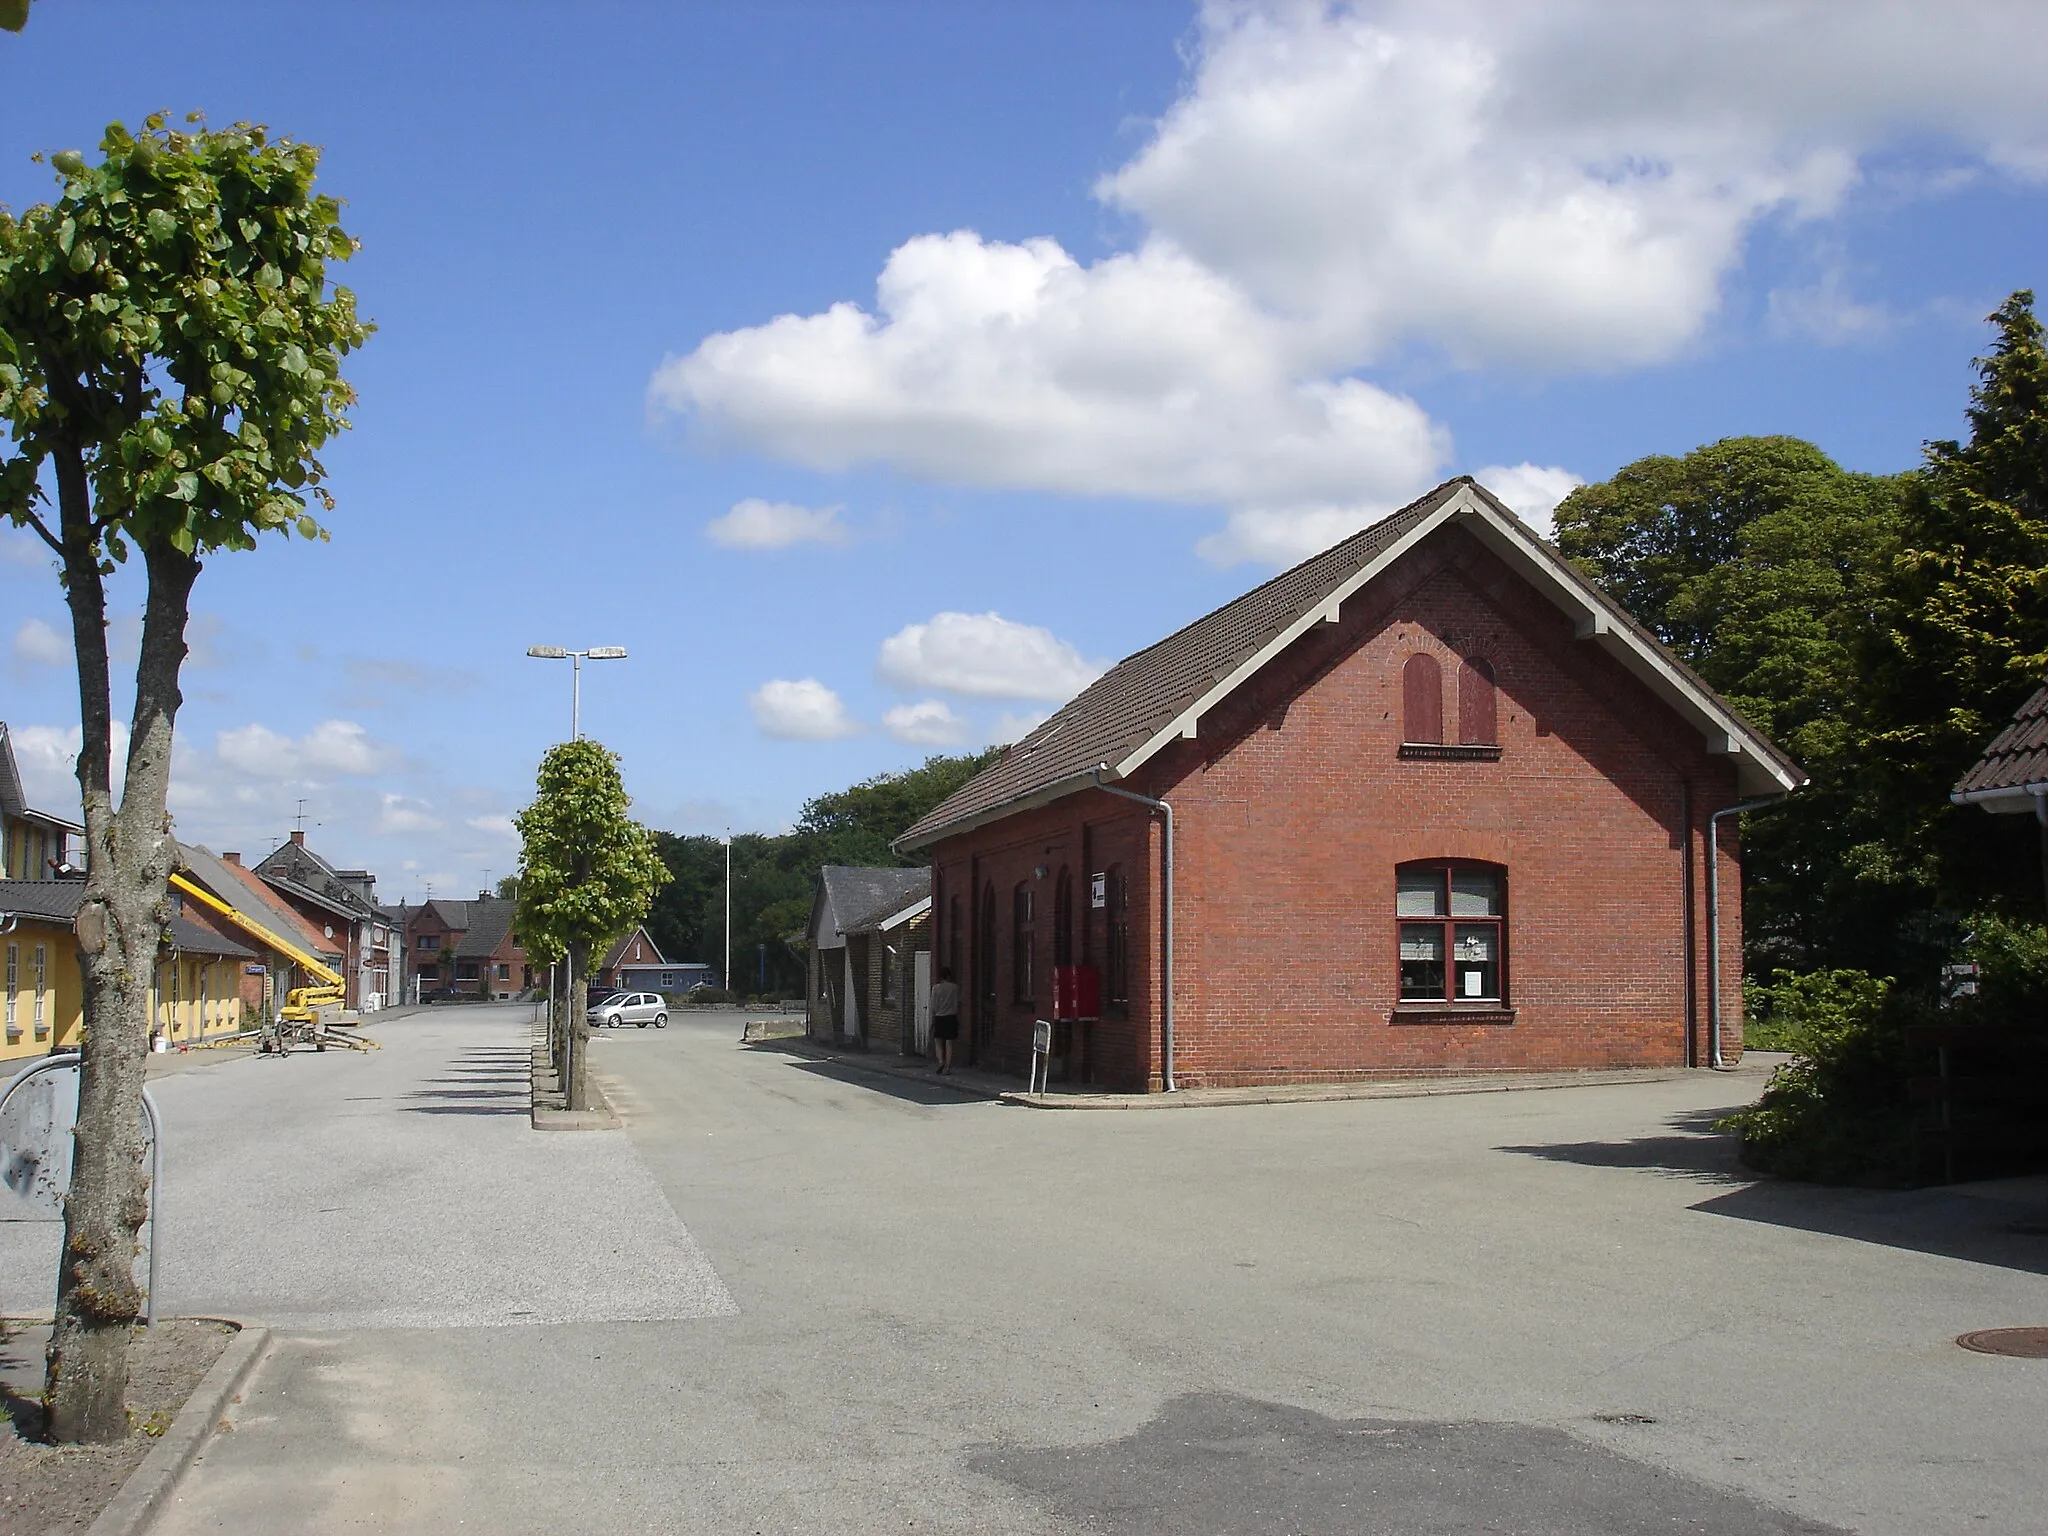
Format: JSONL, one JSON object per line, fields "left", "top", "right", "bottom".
{"left": 929, "top": 966, "right": 960, "bottom": 1074}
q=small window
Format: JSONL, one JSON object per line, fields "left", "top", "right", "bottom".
{"left": 1396, "top": 862, "right": 1506, "bottom": 1004}
{"left": 1402, "top": 654, "right": 1443, "bottom": 744}
{"left": 1458, "top": 658, "right": 1497, "bottom": 746}
{"left": 496, "top": 963, "right": 510, "bottom": 981}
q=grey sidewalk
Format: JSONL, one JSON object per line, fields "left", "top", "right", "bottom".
{"left": 762, "top": 1031, "right": 1775, "bottom": 1108}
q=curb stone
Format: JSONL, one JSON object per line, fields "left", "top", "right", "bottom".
{"left": 85, "top": 1323, "right": 268, "bottom": 1536}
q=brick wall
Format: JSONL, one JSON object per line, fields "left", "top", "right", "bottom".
{"left": 927, "top": 524, "right": 1750, "bottom": 1091}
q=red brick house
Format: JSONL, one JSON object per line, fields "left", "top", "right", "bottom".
{"left": 895, "top": 478, "right": 1805, "bottom": 1092}
{"left": 405, "top": 896, "right": 530, "bottom": 1001}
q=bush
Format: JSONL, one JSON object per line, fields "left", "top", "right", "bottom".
{"left": 1720, "top": 968, "right": 1921, "bottom": 1186}
{"left": 684, "top": 987, "right": 738, "bottom": 1006}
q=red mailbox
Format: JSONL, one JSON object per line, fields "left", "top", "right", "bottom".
{"left": 1053, "top": 964, "right": 1100, "bottom": 1021}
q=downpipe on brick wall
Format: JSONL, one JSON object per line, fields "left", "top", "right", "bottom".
{"left": 1092, "top": 768, "right": 1175, "bottom": 1092}
{"left": 1706, "top": 795, "right": 1791, "bottom": 1070}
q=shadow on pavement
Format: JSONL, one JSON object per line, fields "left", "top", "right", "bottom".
{"left": 1496, "top": 1108, "right": 1749, "bottom": 1186}
{"left": 971, "top": 1391, "right": 1844, "bottom": 1535}
{"left": 773, "top": 1053, "right": 993, "bottom": 1108}
{"left": 1500, "top": 1110, "right": 2048, "bottom": 1276}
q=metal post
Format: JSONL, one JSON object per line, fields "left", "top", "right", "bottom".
{"left": 141, "top": 1085, "right": 162, "bottom": 1326}
{"left": 724, "top": 831, "right": 732, "bottom": 993}
{"left": 571, "top": 651, "right": 582, "bottom": 741}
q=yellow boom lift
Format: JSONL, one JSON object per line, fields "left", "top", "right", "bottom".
{"left": 169, "top": 870, "right": 347, "bottom": 1024}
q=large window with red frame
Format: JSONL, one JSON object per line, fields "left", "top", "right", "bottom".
{"left": 1396, "top": 862, "right": 1506, "bottom": 1003}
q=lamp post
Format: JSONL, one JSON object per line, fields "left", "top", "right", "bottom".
{"left": 525, "top": 645, "right": 626, "bottom": 740}
{"left": 724, "top": 828, "right": 732, "bottom": 996}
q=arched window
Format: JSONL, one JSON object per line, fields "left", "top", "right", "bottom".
{"left": 978, "top": 884, "right": 997, "bottom": 1021}
{"left": 1053, "top": 867, "right": 1074, "bottom": 968}
{"left": 1105, "top": 865, "right": 1130, "bottom": 1010}
{"left": 1458, "top": 658, "right": 1497, "bottom": 746}
{"left": 1402, "top": 653, "right": 1443, "bottom": 744}
{"left": 1012, "top": 881, "right": 1035, "bottom": 1004}
{"left": 1396, "top": 861, "right": 1506, "bottom": 1004}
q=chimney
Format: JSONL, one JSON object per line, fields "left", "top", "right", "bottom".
{"left": 290, "top": 830, "right": 306, "bottom": 847}
{"left": 223, "top": 852, "right": 242, "bottom": 866}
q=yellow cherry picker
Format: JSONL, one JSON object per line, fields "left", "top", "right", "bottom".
{"left": 169, "top": 870, "right": 371, "bottom": 1052}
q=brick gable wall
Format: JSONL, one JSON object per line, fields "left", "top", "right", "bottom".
{"left": 928, "top": 524, "right": 1745, "bottom": 1091}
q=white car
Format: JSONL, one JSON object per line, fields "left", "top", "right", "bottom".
{"left": 587, "top": 991, "right": 668, "bottom": 1029}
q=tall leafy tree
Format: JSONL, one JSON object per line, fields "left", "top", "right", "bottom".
{"left": 1858, "top": 291, "right": 2048, "bottom": 914}
{"left": 1554, "top": 437, "right": 1909, "bottom": 971}
{"left": 0, "top": 116, "right": 368, "bottom": 1440}
{"left": 515, "top": 740, "right": 668, "bottom": 1109}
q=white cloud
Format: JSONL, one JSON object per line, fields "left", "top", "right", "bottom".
{"left": 1767, "top": 272, "right": 1896, "bottom": 345}
{"left": 12, "top": 617, "right": 68, "bottom": 667}
{"left": 991, "top": 709, "right": 1052, "bottom": 746}
{"left": 883, "top": 699, "right": 970, "bottom": 746}
{"left": 216, "top": 719, "right": 400, "bottom": 780}
{"left": 1103, "top": 1, "right": 2048, "bottom": 371}
{"left": 7, "top": 722, "right": 130, "bottom": 811}
{"left": 466, "top": 813, "right": 519, "bottom": 841}
{"left": 877, "top": 611, "right": 1106, "bottom": 702}
{"left": 655, "top": 231, "right": 1447, "bottom": 543}
{"left": 371, "top": 794, "right": 442, "bottom": 836}
{"left": 648, "top": 1, "right": 2048, "bottom": 564}
{"left": 1, "top": 530, "right": 50, "bottom": 567}
{"left": 1470, "top": 463, "right": 1584, "bottom": 540}
{"left": 748, "top": 678, "right": 862, "bottom": 741}
{"left": 704, "top": 498, "right": 851, "bottom": 550}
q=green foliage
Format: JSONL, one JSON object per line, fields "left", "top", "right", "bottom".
{"left": 0, "top": 0, "right": 29, "bottom": 34}
{"left": 1856, "top": 292, "right": 2048, "bottom": 914}
{"left": 0, "top": 114, "right": 371, "bottom": 564}
{"left": 1720, "top": 969, "right": 1920, "bottom": 1185}
{"left": 643, "top": 749, "right": 1000, "bottom": 992}
{"left": 514, "top": 740, "right": 670, "bottom": 967}
{"left": 1555, "top": 436, "right": 1912, "bottom": 971}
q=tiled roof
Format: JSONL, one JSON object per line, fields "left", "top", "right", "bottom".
{"left": 1954, "top": 681, "right": 2048, "bottom": 798}
{"left": 601, "top": 926, "right": 665, "bottom": 970}
{"left": 817, "top": 866, "right": 930, "bottom": 940}
{"left": 178, "top": 842, "right": 344, "bottom": 962}
{"left": 897, "top": 477, "right": 1804, "bottom": 850}
{"left": 896, "top": 483, "right": 1463, "bottom": 847}
{"left": 255, "top": 841, "right": 377, "bottom": 919}
{"left": 454, "top": 898, "right": 520, "bottom": 959}
{"left": 0, "top": 878, "right": 253, "bottom": 958}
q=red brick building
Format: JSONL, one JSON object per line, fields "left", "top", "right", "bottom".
{"left": 895, "top": 479, "right": 1805, "bottom": 1092}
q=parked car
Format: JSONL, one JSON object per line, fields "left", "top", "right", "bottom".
{"left": 586, "top": 991, "right": 668, "bottom": 1029}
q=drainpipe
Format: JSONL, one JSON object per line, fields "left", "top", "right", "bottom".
{"left": 1706, "top": 794, "right": 1791, "bottom": 1070}
{"left": 1091, "top": 768, "right": 1175, "bottom": 1092}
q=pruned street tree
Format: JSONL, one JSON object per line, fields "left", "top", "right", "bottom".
{"left": 515, "top": 739, "right": 669, "bottom": 1110}
{"left": 0, "top": 115, "right": 368, "bottom": 1441}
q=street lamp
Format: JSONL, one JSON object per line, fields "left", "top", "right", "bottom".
{"left": 525, "top": 644, "right": 627, "bottom": 740}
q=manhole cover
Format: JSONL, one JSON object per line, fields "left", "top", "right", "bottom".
{"left": 1956, "top": 1328, "right": 2048, "bottom": 1358}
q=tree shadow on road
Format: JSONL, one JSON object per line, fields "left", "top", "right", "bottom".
{"left": 1498, "top": 1109, "right": 2048, "bottom": 1276}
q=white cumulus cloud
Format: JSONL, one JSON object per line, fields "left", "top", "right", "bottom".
{"left": 704, "top": 498, "right": 851, "bottom": 550}
{"left": 991, "top": 709, "right": 1052, "bottom": 746}
{"left": 12, "top": 617, "right": 69, "bottom": 667}
{"left": 216, "top": 719, "right": 400, "bottom": 780}
{"left": 877, "top": 612, "right": 1105, "bottom": 702}
{"left": 648, "top": 0, "right": 2048, "bottom": 564}
{"left": 1470, "top": 463, "right": 1584, "bottom": 540}
{"left": 466, "top": 814, "right": 519, "bottom": 842}
{"left": 6, "top": 722, "right": 131, "bottom": 810}
{"left": 749, "top": 678, "right": 862, "bottom": 741}
{"left": 375, "top": 794, "right": 442, "bottom": 836}
{"left": 883, "top": 699, "right": 970, "bottom": 746}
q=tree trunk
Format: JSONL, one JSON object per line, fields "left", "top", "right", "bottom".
{"left": 44, "top": 512, "right": 200, "bottom": 1443}
{"left": 566, "top": 940, "right": 590, "bottom": 1111}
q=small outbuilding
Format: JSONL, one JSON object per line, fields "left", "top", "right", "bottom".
{"left": 805, "top": 866, "right": 931, "bottom": 1050}
{"left": 894, "top": 477, "right": 1805, "bottom": 1092}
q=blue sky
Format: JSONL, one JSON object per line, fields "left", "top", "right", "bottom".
{"left": 4, "top": 1, "right": 2046, "bottom": 904}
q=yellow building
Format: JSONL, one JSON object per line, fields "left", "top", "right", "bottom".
{"left": 1, "top": 879, "right": 253, "bottom": 1065}
{"left": 1, "top": 721, "right": 83, "bottom": 881}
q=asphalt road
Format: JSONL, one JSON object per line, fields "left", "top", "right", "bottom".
{"left": 9, "top": 1006, "right": 2043, "bottom": 1533}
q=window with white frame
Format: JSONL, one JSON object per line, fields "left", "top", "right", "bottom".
{"left": 5, "top": 942, "right": 16, "bottom": 1035}
{"left": 33, "top": 943, "right": 48, "bottom": 1034}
